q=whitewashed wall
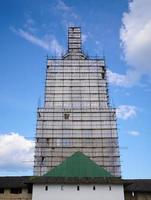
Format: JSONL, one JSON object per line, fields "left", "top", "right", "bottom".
{"left": 32, "top": 184, "right": 124, "bottom": 200}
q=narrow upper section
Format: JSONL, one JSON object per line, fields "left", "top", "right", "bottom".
{"left": 64, "top": 27, "right": 86, "bottom": 59}
{"left": 44, "top": 152, "right": 113, "bottom": 178}
{"left": 68, "top": 27, "right": 82, "bottom": 53}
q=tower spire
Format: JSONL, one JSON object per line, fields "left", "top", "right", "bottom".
{"left": 68, "top": 27, "right": 82, "bottom": 54}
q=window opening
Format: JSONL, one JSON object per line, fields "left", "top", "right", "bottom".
{"left": 0, "top": 188, "right": 4, "bottom": 193}
{"left": 11, "top": 188, "right": 22, "bottom": 194}
{"left": 61, "top": 185, "right": 64, "bottom": 191}
{"left": 28, "top": 187, "right": 32, "bottom": 194}
{"left": 64, "top": 113, "right": 70, "bottom": 120}
{"left": 77, "top": 185, "right": 80, "bottom": 191}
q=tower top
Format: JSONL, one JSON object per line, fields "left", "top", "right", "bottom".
{"left": 68, "top": 27, "right": 82, "bottom": 54}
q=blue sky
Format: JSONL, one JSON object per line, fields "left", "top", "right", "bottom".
{"left": 0, "top": 0, "right": 151, "bottom": 178}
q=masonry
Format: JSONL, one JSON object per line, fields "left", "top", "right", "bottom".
{"left": 0, "top": 176, "right": 151, "bottom": 200}
{"left": 34, "top": 27, "right": 120, "bottom": 177}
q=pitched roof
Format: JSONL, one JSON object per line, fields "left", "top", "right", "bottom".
{"left": 0, "top": 176, "right": 31, "bottom": 188}
{"left": 44, "top": 151, "right": 112, "bottom": 178}
{"left": 124, "top": 179, "right": 151, "bottom": 192}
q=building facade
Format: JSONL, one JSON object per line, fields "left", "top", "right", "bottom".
{"left": 32, "top": 184, "right": 124, "bottom": 200}
{"left": 34, "top": 27, "right": 120, "bottom": 176}
{"left": 0, "top": 177, "right": 32, "bottom": 200}
{"left": 0, "top": 176, "right": 151, "bottom": 200}
{"left": 33, "top": 152, "right": 124, "bottom": 200}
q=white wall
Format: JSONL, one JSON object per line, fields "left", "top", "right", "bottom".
{"left": 32, "top": 184, "right": 124, "bottom": 200}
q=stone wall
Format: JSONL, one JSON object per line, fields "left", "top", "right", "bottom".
{"left": 125, "top": 192, "right": 151, "bottom": 200}
{"left": 0, "top": 188, "right": 32, "bottom": 200}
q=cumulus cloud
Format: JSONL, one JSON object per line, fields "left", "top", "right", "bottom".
{"left": 128, "top": 130, "right": 140, "bottom": 136}
{"left": 120, "top": 0, "right": 151, "bottom": 83}
{"left": 11, "top": 27, "right": 64, "bottom": 56}
{"left": 108, "top": 0, "right": 151, "bottom": 87}
{"left": 107, "top": 70, "right": 128, "bottom": 86}
{"left": 107, "top": 69, "right": 143, "bottom": 87}
{"left": 116, "top": 105, "right": 137, "bottom": 120}
{"left": 0, "top": 133, "right": 34, "bottom": 172}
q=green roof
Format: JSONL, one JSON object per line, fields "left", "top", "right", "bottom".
{"left": 44, "top": 152, "right": 113, "bottom": 178}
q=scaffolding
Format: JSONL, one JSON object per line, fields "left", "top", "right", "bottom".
{"left": 34, "top": 27, "right": 121, "bottom": 177}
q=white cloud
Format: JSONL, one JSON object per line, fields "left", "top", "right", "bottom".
{"left": 56, "top": 0, "right": 79, "bottom": 19}
{"left": 56, "top": 0, "right": 71, "bottom": 12}
{"left": 23, "top": 15, "right": 37, "bottom": 34}
{"left": 55, "top": 0, "right": 80, "bottom": 29}
{"left": 11, "top": 27, "right": 49, "bottom": 50}
{"left": 0, "top": 133, "right": 34, "bottom": 172}
{"left": 120, "top": 0, "right": 151, "bottom": 83}
{"left": 128, "top": 130, "right": 140, "bottom": 136}
{"left": 82, "top": 33, "right": 87, "bottom": 43}
{"left": 108, "top": 0, "right": 151, "bottom": 87}
{"left": 50, "top": 38, "right": 64, "bottom": 56}
{"left": 107, "top": 69, "right": 129, "bottom": 86}
{"left": 116, "top": 105, "right": 137, "bottom": 120}
{"left": 11, "top": 27, "right": 64, "bottom": 56}
{"left": 107, "top": 68, "right": 143, "bottom": 87}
